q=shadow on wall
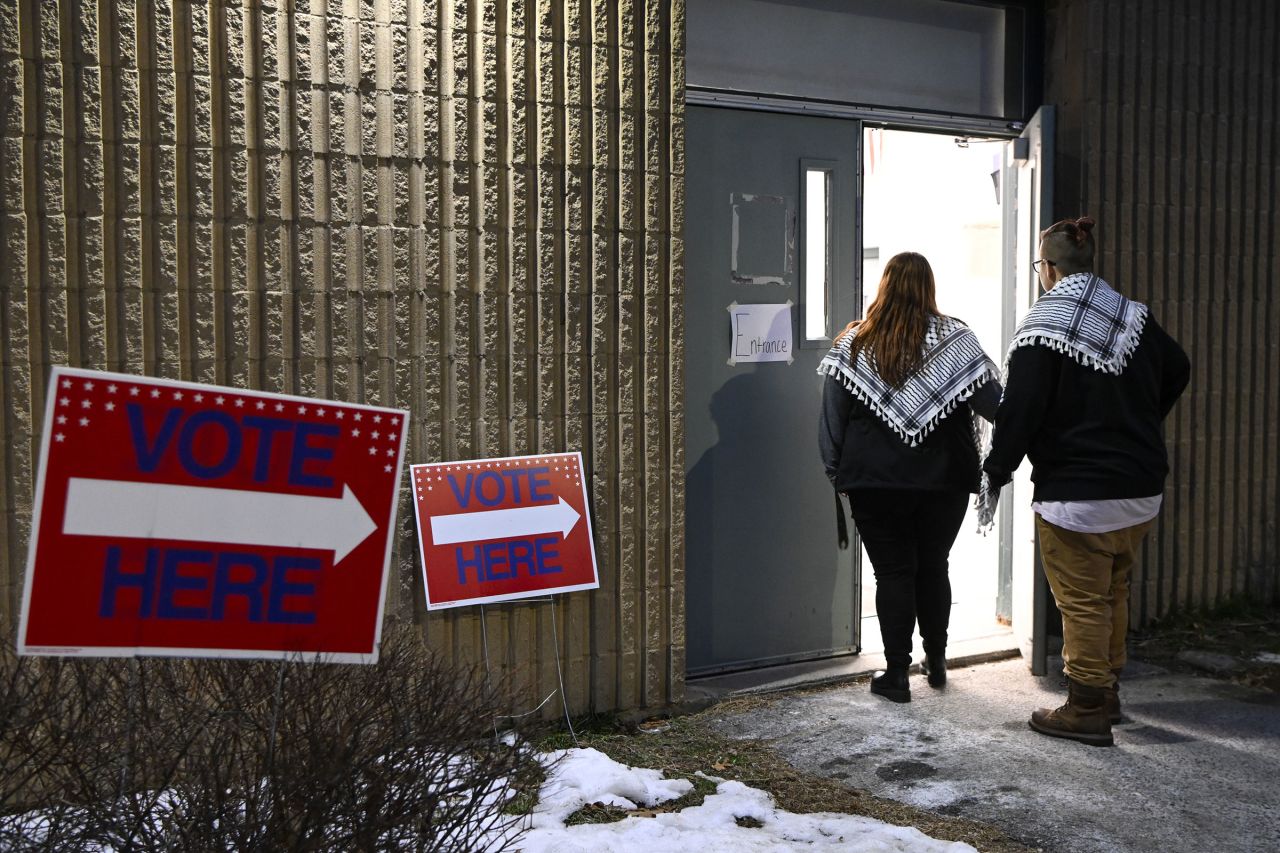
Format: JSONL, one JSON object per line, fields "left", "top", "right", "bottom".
{"left": 685, "top": 366, "right": 843, "bottom": 673}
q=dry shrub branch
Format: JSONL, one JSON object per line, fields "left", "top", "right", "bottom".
{"left": 0, "top": 622, "right": 540, "bottom": 852}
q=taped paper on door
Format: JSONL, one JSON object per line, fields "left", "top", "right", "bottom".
{"left": 727, "top": 301, "right": 794, "bottom": 365}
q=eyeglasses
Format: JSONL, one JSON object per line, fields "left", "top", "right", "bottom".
{"left": 1032, "top": 258, "right": 1056, "bottom": 272}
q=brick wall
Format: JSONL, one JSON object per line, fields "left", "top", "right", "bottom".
{"left": 0, "top": 0, "right": 686, "bottom": 714}
{"left": 1046, "top": 0, "right": 1280, "bottom": 621}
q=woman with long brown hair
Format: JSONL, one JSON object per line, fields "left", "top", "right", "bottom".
{"left": 819, "top": 252, "right": 1001, "bottom": 703}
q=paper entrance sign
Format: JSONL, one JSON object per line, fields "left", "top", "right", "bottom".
{"left": 410, "top": 453, "right": 600, "bottom": 610}
{"left": 727, "top": 301, "right": 794, "bottom": 365}
{"left": 18, "top": 367, "right": 408, "bottom": 663}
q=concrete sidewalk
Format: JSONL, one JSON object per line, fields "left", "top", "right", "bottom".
{"left": 703, "top": 657, "right": 1280, "bottom": 853}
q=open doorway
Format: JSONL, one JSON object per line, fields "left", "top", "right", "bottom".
{"left": 858, "top": 127, "right": 1014, "bottom": 656}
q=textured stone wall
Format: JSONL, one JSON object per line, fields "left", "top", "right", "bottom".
{"left": 0, "top": 0, "right": 685, "bottom": 714}
{"left": 1046, "top": 0, "right": 1280, "bottom": 620}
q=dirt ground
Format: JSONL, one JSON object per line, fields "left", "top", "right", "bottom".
{"left": 531, "top": 603, "right": 1280, "bottom": 853}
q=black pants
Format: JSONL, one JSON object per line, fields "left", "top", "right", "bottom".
{"left": 847, "top": 489, "right": 970, "bottom": 671}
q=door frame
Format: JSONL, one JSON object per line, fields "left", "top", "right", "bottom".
{"left": 684, "top": 92, "right": 1050, "bottom": 675}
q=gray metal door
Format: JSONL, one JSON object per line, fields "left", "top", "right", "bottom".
{"left": 685, "top": 107, "right": 859, "bottom": 675}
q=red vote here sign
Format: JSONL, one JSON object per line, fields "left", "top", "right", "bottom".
{"left": 411, "top": 453, "right": 599, "bottom": 609}
{"left": 18, "top": 367, "right": 408, "bottom": 662}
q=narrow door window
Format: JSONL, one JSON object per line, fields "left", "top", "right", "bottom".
{"left": 802, "top": 164, "right": 834, "bottom": 341}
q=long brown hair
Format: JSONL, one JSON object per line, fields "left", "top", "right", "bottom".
{"left": 835, "top": 251, "right": 940, "bottom": 387}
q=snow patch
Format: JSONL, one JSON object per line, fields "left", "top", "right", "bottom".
{"left": 513, "top": 747, "right": 977, "bottom": 853}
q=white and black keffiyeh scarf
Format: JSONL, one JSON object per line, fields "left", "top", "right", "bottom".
{"left": 818, "top": 315, "right": 999, "bottom": 450}
{"left": 1002, "top": 273, "right": 1148, "bottom": 376}
{"left": 975, "top": 273, "right": 1149, "bottom": 527}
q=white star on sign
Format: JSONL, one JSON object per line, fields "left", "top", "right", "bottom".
{"left": 104, "top": 402, "right": 115, "bottom": 412}
{"left": 234, "top": 399, "right": 244, "bottom": 407}
{"left": 215, "top": 395, "right": 225, "bottom": 404}
{"left": 335, "top": 410, "right": 345, "bottom": 419}
{"left": 78, "top": 417, "right": 89, "bottom": 427}
{"left": 130, "top": 387, "right": 140, "bottom": 396}
{"left": 107, "top": 384, "right": 117, "bottom": 393}
{"left": 150, "top": 389, "right": 161, "bottom": 398}
{"left": 371, "top": 431, "right": 380, "bottom": 439}
{"left": 61, "top": 380, "right": 71, "bottom": 389}
{"left": 352, "top": 428, "right": 361, "bottom": 437}
{"left": 389, "top": 432, "right": 397, "bottom": 441}
{"left": 386, "top": 448, "right": 395, "bottom": 457}
{"left": 298, "top": 405, "right": 308, "bottom": 414}
{"left": 173, "top": 391, "right": 184, "bottom": 400}
{"left": 275, "top": 403, "right": 284, "bottom": 412}
{"left": 55, "top": 433, "right": 65, "bottom": 442}
{"left": 56, "top": 415, "right": 66, "bottom": 425}
{"left": 193, "top": 393, "right": 204, "bottom": 402}
{"left": 60, "top": 397, "right": 69, "bottom": 406}
{"left": 389, "top": 416, "right": 398, "bottom": 426}
{"left": 353, "top": 413, "right": 363, "bottom": 421}
{"left": 368, "top": 446, "right": 377, "bottom": 455}
{"left": 256, "top": 401, "right": 265, "bottom": 410}
{"left": 373, "top": 414, "right": 382, "bottom": 423}
{"left": 316, "top": 408, "right": 326, "bottom": 416}
{"left": 84, "top": 380, "right": 94, "bottom": 390}
{"left": 81, "top": 399, "right": 92, "bottom": 409}
{"left": 384, "top": 464, "right": 393, "bottom": 472}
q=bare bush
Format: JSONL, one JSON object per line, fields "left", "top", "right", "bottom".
{"left": 0, "top": 622, "right": 540, "bottom": 851}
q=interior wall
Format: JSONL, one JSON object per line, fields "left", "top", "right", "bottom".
{"left": 858, "top": 128, "right": 1006, "bottom": 648}
{"left": 0, "top": 0, "right": 686, "bottom": 715}
{"left": 1046, "top": 0, "right": 1280, "bottom": 619}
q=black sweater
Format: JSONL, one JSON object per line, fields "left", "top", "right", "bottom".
{"left": 982, "top": 317, "right": 1190, "bottom": 501}
{"left": 820, "top": 377, "right": 1002, "bottom": 494}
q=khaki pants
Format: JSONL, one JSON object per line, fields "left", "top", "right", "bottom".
{"left": 1035, "top": 515, "right": 1155, "bottom": 689}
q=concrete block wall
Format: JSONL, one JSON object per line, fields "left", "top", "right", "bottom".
{"left": 0, "top": 0, "right": 685, "bottom": 714}
{"left": 1046, "top": 0, "right": 1280, "bottom": 622}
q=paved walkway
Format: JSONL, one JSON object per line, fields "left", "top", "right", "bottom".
{"left": 705, "top": 657, "right": 1280, "bottom": 853}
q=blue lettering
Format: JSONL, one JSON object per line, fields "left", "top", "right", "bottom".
{"left": 476, "top": 471, "right": 504, "bottom": 507}
{"left": 99, "top": 547, "right": 324, "bottom": 624}
{"left": 127, "top": 404, "right": 182, "bottom": 473}
{"left": 510, "top": 540, "right": 535, "bottom": 576}
{"left": 267, "top": 556, "right": 320, "bottom": 624}
{"left": 456, "top": 544, "right": 483, "bottom": 585}
{"left": 99, "top": 546, "right": 158, "bottom": 618}
{"left": 211, "top": 552, "right": 268, "bottom": 621}
{"left": 177, "top": 410, "right": 241, "bottom": 479}
{"left": 499, "top": 469, "right": 526, "bottom": 503}
{"left": 482, "top": 541, "right": 510, "bottom": 579}
{"left": 289, "top": 421, "right": 338, "bottom": 488}
{"left": 533, "top": 535, "right": 561, "bottom": 574}
{"left": 157, "top": 549, "right": 212, "bottom": 620}
{"left": 448, "top": 473, "right": 474, "bottom": 508}
{"left": 528, "top": 467, "right": 553, "bottom": 502}
{"left": 243, "top": 416, "right": 294, "bottom": 482}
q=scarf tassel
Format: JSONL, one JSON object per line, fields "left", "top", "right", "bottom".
{"left": 818, "top": 362, "right": 999, "bottom": 452}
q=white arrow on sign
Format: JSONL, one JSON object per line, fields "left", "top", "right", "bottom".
{"left": 62, "top": 478, "right": 377, "bottom": 564}
{"left": 430, "top": 497, "right": 580, "bottom": 546}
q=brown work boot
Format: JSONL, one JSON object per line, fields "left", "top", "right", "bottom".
{"left": 1105, "top": 674, "right": 1122, "bottom": 724}
{"left": 1029, "top": 678, "right": 1114, "bottom": 747}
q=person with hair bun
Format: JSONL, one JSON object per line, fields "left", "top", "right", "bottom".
{"left": 979, "top": 216, "right": 1190, "bottom": 747}
{"left": 819, "top": 252, "right": 1002, "bottom": 704}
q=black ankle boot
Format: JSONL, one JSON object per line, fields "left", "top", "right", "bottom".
{"left": 920, "top": 654, "right": 947, "bottom": 688}
{"left": 870, "top": 667, "right": 911, "bottom": 703}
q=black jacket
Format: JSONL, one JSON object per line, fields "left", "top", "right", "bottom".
{"left": 820, "top": 377, "right": 1002, "bottom": 494}
{"left": 982, "top": 317, "right": 1190, "bottom": 501}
